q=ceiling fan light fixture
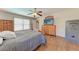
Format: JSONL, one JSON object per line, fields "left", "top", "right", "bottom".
{"left": 27, "top": 8, "right": 42, "bottom": 17}
{"left": 33, "top": 13, "right": 37, "bottom": 16}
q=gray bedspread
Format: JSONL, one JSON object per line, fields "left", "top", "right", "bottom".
{"left": 0, "top": 30, "right": 46, "bottom": 51}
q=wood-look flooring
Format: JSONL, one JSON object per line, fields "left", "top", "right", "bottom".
{"left": 37, "top": 35, "right": 79, "bottom": 51}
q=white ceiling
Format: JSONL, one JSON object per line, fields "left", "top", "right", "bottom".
{"left": 0, "top": 8, "right": 68, "bottom": 17}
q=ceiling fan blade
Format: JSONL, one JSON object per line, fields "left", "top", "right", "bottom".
{"left": 38, "top": 11, "right": 42, "bottom": 13}
{"left": 28, "top": 10, "right": 33, "bottom": 12}
{"left": 37, "top": 13, "right": 42, "bottom": 16}
{"left": 27, "top": 13, "right": 33, "bottom": 15}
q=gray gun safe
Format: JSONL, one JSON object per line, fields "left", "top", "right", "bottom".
{"left": 66, "top": 20, "right": 79, "bottom": 44}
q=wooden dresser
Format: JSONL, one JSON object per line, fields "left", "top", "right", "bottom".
{"left": 42, "top": 25, "right": 56, "bottom": 36}
{"left": 0, "top": 20, "right": 13, "bottom": 32}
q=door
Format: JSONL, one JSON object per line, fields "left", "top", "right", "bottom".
{"left": 66, "top": 20, "right": 79, "bottom": 44}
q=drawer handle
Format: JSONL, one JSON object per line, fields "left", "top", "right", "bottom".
{"left": 72, "top": 35, "right": 75, "bottom": 38}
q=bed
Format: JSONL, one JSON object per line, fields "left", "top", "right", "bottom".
{"left": 0, "top": 30, "right": 46, "bottom": 51}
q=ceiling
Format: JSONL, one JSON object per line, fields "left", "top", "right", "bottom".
{"left": 0, "top": 8, "right": 68, "bottom": 17}
{"left": 37, "top": 8, "right": 68, "bottom": 16}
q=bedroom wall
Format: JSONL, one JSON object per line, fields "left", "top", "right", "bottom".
{"left": 38, "top": 9, "right": 79, "bottom": 37}
{"left": 0, "top": 11, "right": 36, "bottom": 31}
{"left": 37, "top": 17, "right": 45, "bottom": 30}
{"left": 51, "top": 9, "right": 79, "bottom": 37}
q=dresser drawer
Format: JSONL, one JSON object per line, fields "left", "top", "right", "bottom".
{"left": 42, "top": 25, "right": 56, "bottom": 35}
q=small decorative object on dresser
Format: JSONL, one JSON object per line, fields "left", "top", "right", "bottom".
{"left": 42, "top": 16, "right": 56, "bottom": 36}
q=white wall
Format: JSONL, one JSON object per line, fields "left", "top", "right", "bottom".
{"left": 38, "top": 17, "right": 45, "bottom": 30}
{"left": 0, "top": 11, "right": 35, "bottom": 20}
{"left": 52, "top": 9, "right": 79, "bottom": 37}
{"left": 38, "top": 9, "right": 79, "bottom": 37}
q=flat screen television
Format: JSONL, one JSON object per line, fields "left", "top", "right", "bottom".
{"left": 44, "top": 18, "right": 54, "bottom": 24}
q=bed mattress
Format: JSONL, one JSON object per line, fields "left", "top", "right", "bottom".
{"left": 0, "top": 30, "right": 46, "bottom": 51}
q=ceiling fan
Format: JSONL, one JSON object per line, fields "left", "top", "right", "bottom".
{"left": 27, "top": 8, "right": 42, "bottom": 18}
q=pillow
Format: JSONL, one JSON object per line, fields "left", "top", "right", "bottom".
{"left": 0, "top": 31, "right": 16, "bottom": 40}
{"left": 0, "top": 37, "right": 3, "bottom": 45}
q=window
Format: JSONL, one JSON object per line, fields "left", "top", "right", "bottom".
{"left": 24, "top": 20, "right": 30, "bottom": 29}
{"left": 14, "top": 18, "right": 30, "bottom": 31}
